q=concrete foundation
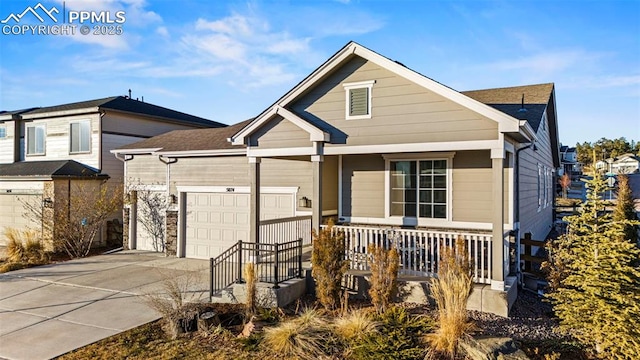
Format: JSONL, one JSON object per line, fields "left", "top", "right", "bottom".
{"left": 212, "top": 278, "right": 306, "bottom": 308}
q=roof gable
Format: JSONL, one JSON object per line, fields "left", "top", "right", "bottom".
{"left": 231, "top": 41, "right": 536, "bottom": 145}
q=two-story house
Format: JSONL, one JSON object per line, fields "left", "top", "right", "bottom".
{"left": 0, "top": 96, "right": 224, "bottom": 246}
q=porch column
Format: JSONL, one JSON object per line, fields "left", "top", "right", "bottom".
{"left": 491, "top": 149, "right": 505, "bottom": 290}
{"left": 312, "top": 154, "right": 324, "bottom": 234}
{"left": 249, "top": 157, "right": 261, "bottom": 244}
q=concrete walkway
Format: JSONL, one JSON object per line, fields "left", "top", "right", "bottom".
{"left": 0, "top": 251, "right": 209, "bottom": 360}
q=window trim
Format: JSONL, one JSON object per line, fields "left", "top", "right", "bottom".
{"left": 383, "top": 152, "right": 455, "bottom": 225}
{"left": 343, "top": 80, "right": 375, "bottom": 120}
{"left": 26, "top": 124, "right": 46, "bottom": 156}
{"left": 69, "top": 120, "right": 92, "bottom": 154}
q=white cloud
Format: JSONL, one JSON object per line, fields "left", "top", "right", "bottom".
{"left": 156, "top": 26, "right": 168, "bottom": 37}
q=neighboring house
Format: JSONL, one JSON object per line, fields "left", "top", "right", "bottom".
{"left": 595, "top": 154, "right": 640, "bottom": 175}
{"left": 611, "top": 153, "right": 640, "bottom": 174}
{"left": 0, "top": 96, "right": 224, "bottom": 246}
{"left": 559, "top": 145, "right": 580, "bottom": 177}
{"left": 114, "top": 42, "right": 560, "bottom": 316}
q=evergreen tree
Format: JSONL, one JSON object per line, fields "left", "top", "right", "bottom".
{"left": 544, "top": 174, "right": 640, "bottom": 359}
{"left": 613, "top": 174, "right": 638, "bottom": 244}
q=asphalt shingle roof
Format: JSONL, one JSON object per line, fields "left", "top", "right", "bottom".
{"left": 117, "top": 119, "right": 252, "bottom": 152}
{"left": 0, "top": 160, "right": 107, "bottom": 178}
{"left": 462, "top": 83, "right": 554, "bottom": 131}
{"left": 20, "top": 96, "right": 224, "bottom": 128}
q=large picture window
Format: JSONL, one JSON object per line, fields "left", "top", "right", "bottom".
{"left": 26, "top": 124, "right": 46, "bottom": 155}
{"left": 70, "top": 120, "right": 91, "bottom": 153}
{"left": 390, "top": 159, "right": 448, "bottom": 219}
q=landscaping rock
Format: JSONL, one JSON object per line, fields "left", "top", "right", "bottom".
{"left": 459, "top": 336, "right": 530, "bottom": 360}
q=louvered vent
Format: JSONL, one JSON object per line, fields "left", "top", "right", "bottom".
{"left": 349, "top": 87, "right": 369, "bottom": 116}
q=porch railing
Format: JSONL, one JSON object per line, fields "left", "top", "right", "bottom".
{"left": 325, "top": 225, "right": 492, "bottom": 284}
{"left": 260, "top": 215, "right": 312, "bottom": 246}
{"left": 209, "top": 239, "right": 303, "bottom": 300}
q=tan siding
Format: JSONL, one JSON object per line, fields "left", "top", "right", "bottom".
{"left": 101, "top": 134, "right": 147, "bottom": 183}
{"left": 262, "top": 158, "right": 312, "bottom": 211}
{"left": 322, "top": 156, "right": 338, "bottom": 211}
{"left": 251, "top": 116, "right": 310, "bottom": 149}
{"left": 127, "top": 155, "right": 166, "bottom": 185}
{"left": 518, "top": 114, "right": 554, "bottom": 240}
{"left": 102, "top": 112, "right": 206, "bottom": 138}
{"left": 169, "top": 156, "right": 250, "bottom": 194}
{"left": 341, "top": 154, "right": 385, "bottom": 218}
{"left": 452, "top": 151, "right": 492, "bottom": 223}
{"left": 0, "top": 121, "right": 15, "bottom": 164}
{"left": 22, "top": 114, "right": 101, "bottom": 169}
{"left": 285, "top": 57, "right": 498, "bottom": 148}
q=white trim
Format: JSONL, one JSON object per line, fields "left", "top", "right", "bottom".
{"left": 21, "top": 107, "right": 100, "bottom": 119}
{"left": 296, "top": 209, "right": 338, "bottom": 216}
{"left": 338, "top": 216, "right": 495, "bottom": 231}
{"left": 247, "top": 146, "right": 318, "bottom": 157}
{"left": 338, "top": 154, "right": 343, "bottom": 219}
{"left": 111, "top": 148, "right": 163, "bottom": 155}
{"left": 231, "top": 105, "right": 329, "bottom": 145}
{"left": 69, "top": 119, "right": 92, "bottom": 154}
{"left": 176, "top": 185, "right": 298, "bottom": 194}
{"left": 384, "top": 155, "right": 455, "bottom": 221}
{"left": 25, "top": 123, "right": 46, "bottom": 156}
{"left": 324, "top": 140, "right": 501, "bottom": 156}
{"left": 343, "top": 80, "right": 375, "bottom": 120}
{"left": 128, "top": 184, "right": 166, "bottom": 192}
{"left": 156, "top": 149, "right": 246, "bottom": 157}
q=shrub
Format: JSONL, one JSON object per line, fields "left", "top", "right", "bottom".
{"left": 3, "top": 228, "right": 49, "bottom": 265}
{"left": 333, "top": 309, "right": 378, "bottom": 343}
{"left": 262, "top": 308, "right": 331, "bottom": 360}
{"left": 544, "top": 174, "right": 640, "bottom": 359}
{"left": 350, "top": 306, "right": 433, "bottom": 360}
{"left": 425, "top": 238, "right": 474, "bottom": 359}
{"left": 311, "top": 219, "right": 349, "bottom": 310}
{"left": 368, "top": 243, "right": 400, "bottom": 314}
{"left": 244, "top": 262, "right": 257, "bottom": 317}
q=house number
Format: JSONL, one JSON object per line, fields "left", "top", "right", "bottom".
{"left": 226, "top": 188, "right": 234, "bottom": 192}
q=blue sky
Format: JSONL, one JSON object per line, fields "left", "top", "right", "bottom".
{"left": 0, "top": 0, "right": 638, "bottom": 146}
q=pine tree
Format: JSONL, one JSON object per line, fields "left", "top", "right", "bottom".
{"left": 613, "top": 174, "right": 638, "bottom": 244}
{"left": 311, "top": 219, "right": 349, "bottom": 310}
{"left": 544, "top": 174, "right": 640, "bottom": 359}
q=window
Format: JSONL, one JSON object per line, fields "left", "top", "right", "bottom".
{"left": 390, "top": 159, "right": 448, "bottom": 219}
{"left": 26, "top": 124, "right": 46, "bottom": 155}
{"left": 537, "top": 164, "right": 543, "bottom": 211}
{"left": 70, "top": 120, "right": 91, "bottom": 153}
{"left": 0, "top": 126, "right": 6, "bottom": 139}
{"left": 343, "top": 80, "right": 375, "bottom": 119}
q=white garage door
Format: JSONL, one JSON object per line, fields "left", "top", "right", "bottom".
{"left": 185, "top": 191, "right": 294, "bottom": 259}
{"left": 136, "top": 192, "right": 166, "bottom": 252}
{"left": 0, "top": 193, "right": 42, "bottom": 245}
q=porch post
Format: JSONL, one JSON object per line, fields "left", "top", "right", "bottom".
{"left": 312, "top": 154, "right": 324, "bottom": 234}
{"left": 491, "top": 149, "right": 505, "bottom": 290}
{"left": 249, "top": 157, "right": 261, "bottom": 244}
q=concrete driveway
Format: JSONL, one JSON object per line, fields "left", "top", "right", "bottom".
{"left": 0, "top": 251, "right": 209, "bottom": 360}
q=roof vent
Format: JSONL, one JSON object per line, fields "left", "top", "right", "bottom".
{"left": 517, "top": 94, "right": 527, "bottom": 113}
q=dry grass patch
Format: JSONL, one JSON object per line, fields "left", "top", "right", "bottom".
{"left": 1, "top": 228, "right": 50, "bottom": 273}
{"left": 262, "top": 308, "right": 332, "bottom": 360}
{"left": 333, "top": 309, "right": 378, "bottom": 343}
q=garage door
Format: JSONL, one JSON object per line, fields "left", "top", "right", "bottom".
{"left": 0, "top": 193, "right": 42, "bottom": 245}
{"left": 136, "top": 192, "right": 166, "bottom": 252}
{"left": 185, "top": 192, "right": 294, "bottom": 259}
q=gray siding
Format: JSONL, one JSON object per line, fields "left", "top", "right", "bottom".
{"left": 102, "top": 133, "right": 147, "bottom": 183}
{"left": 21, "top": 114, "right": 101, "bottom": 169}
{"left": 102, "top": 112, "right": 204, "bottom": 138}
{"left": 518, "top": 113, "right": 555, "bottom": 240}
{"left": 251, "top": 116, "right": 310, "bottom": 149}
{"left": 341, "top": 154, "right": 386, "bottom": 218}
{"left": 288, "top": 57, "right": 499, "bottom": 148}
{"left": 0, "top": 121, "right": 15, "bottom": 164}
{"left": 127, "top": 155, "right": 166, "bottom": 185}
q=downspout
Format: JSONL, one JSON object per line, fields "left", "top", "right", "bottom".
{"left": 514, "top": 141, "right": 535, "bottom": 285}
{"left": 158, "top": 155, "right": 177, "bottom": 196}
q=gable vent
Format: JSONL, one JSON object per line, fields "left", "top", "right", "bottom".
{"left": 349, "top": 87, "right": 369, "bottom": 116}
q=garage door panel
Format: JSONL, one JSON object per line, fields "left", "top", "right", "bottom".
{"left": 185, "top": 191, "right": 294, "bottom": 259}
{"left": 0, "top": 194, "right": 42, "bottom": 245}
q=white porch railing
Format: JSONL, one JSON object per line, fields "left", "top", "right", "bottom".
{"left": 260, "top": 215, "right": 312, "bottom": 246}
{"left": 325, "top": 225, "right": 492, "bottom": 284}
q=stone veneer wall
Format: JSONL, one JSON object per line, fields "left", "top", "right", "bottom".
{"left": 122, "top": 207, "right": 130, "bottom": 249}
{"left": 165, "top": 209, "right": 178, "bottom": 257}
